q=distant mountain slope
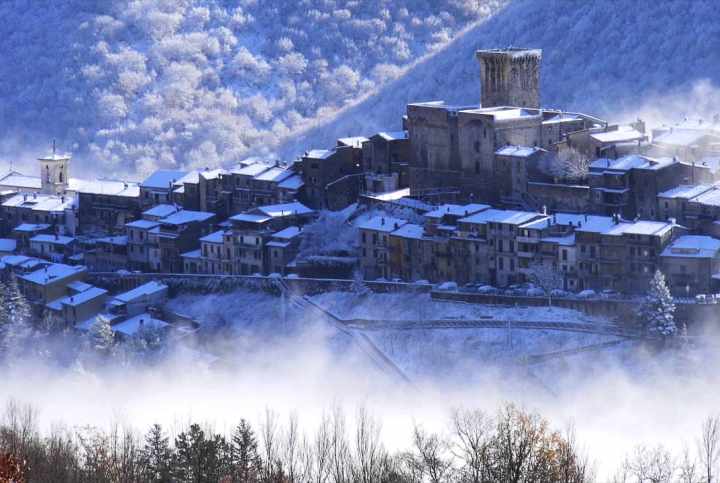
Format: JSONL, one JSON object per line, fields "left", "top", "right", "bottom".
{"left": 0, "top": 0, "right": 503, "bottom": 175}
{"left": 277, "top": 0, "right": 720, "bottom": 158}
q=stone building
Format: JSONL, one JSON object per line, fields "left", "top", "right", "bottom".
{"left": 358, "top": 216, "right": 407, "bottom": 280}
{"left": 301, "top": 146, "right": 361, "bottom": 210}
{"left": 140, "top": 170, "right": 187, "bottom": 209}
{"left": 660, "top": 235, "right": 720, "bottom": 296}
{"left": 588, "top": 155, "right": 711, "bottom": 219}
{"left": 476, "top": 49, "right": 541, "bottom": 109}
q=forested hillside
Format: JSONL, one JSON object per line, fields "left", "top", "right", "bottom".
{"left": 279, "top": 0, "right": 720, "bottom": 157}
{"left": 1, "top": 0, "right": 718, "bottom": 175}
{"left": 0, "top": 0, "right": 502, "bottom": 175}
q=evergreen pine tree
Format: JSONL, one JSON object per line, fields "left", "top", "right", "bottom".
{"left": 87, "top": 314, "right": 115, "bottom": 356}
{"left": 1, "top": 274, "right": 33, "bottom": 355}
{"left": 639, "top": 270, "right": 677, "bottom": 338}
{"left": 142, "top": 424, "right": 173, "bottom": 482}
{"left": 230, "top": 419, "right": 263, "bottom": 482}
{"left": 174, "top": 424, "right": 230, "bottom": 483}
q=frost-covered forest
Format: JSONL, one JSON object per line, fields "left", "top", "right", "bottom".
{"left": 3, "top": 0, "right": 719, "bottom": 176}
{"left": 0, "top": 0, "right": 502, "bottom": 175}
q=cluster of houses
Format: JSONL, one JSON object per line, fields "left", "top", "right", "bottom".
{"left": 358, "top": 204, "right": 720, "bottom": 296}
{"left": 1, "top": 46, "right": 720, "bottom": 326}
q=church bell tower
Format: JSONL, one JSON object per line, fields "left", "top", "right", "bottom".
{"left": 38, "top": 141, "right": 71, "bottom": 195}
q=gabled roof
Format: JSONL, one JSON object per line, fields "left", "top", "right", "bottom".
{"left": 272, "top": 226, "right": 301, "bottom": 240}
{"left": 112, "top": 313, "right": 169, "bottom": 336}
{"left": 253, "top": 167, "right": 293, "bottom": 183}
{"left": 661, "top": 235, "right": 720, "bottom": 258}
{"left": 425, "top": 204, "right": 490, "bottom": 220}
{"left": 390, "top": 223, "right": 425, "bottom": 240}
{"left": 69, "top": 178, "right": 139, "bottom": 197}
{"left": 30, "top": 234, "right": 75, "bottom": 245}
{"left": 232, "top": 162, "right": 270, "bottom": 177}
{"left": 305, "top": 149, "right": 334, "bottom": 160}
{"left": 254, "top": 202, "right": 313, "bottom": 218}
{"left": 0, "top": 171, "right": 42, "bottom": 189}
{"left": 459, "top": 209, "right": 542, "bottom": 226}
{"left": 376, "top": 131, "right": 408, "bottom": 142}
{"left": 160, "top": 210, "right": 214, "bottom": 225}
{"left": 590, "top": 128, "right": 645, "bottom": 144}
{"left": 125, "top": 219, "right": 160, "bottom": 230}
{"left": 114, "top": 281, "right": 168, "bottom": 303}
{"left": 140, "top": 169, "right": 188, "bottom": 189}
{"left": 143, "top": 204, "right": 180, "bottom": 219}
{"left": 47, "top": 286, "right": 107, "bottom": 310}
{"left": 658, "top": 184, "right": 713, "bottom": 200}
{"left": 200, "top": 230, "right": 226, "bottom": 244}
{"left": 358, "top": 216, "right": 407, "bottom": 233}
{"left": 20, "top": 263, "right": 86, "bottom": 286}
{"left": 278, "top": 175, "right": 304, "bottom": 190}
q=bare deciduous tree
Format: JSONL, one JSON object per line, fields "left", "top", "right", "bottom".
{"left": 699, "top": 415, "right": 720, "bottom": 483}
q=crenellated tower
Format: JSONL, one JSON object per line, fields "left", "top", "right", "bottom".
{"left": 476, "top": 48, "right": 541, "bottom": 108}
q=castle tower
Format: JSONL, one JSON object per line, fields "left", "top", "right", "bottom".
{"left": 38, "top": 141, "right": 70, "bottom": 195}
{"left": 476, "top": 48, "right": 541, "bottom": 109}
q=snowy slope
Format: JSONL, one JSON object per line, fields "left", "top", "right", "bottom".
{"left": 277, "top": 0, "right": 720, "bottom": 158}
{"left": 0, "top": 0, "right": 503, "bottom": 176}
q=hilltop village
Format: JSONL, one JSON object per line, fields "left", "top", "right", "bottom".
{"left": 1, "top": 48, "right": 720, "bottom": 332}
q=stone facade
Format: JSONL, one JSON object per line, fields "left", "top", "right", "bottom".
{"left": 476, "top": 49, "right": 541, "bottom": 109}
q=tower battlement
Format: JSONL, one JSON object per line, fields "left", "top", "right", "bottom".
{"left": 476, "top": 48, "right": 541, "bottom": 109}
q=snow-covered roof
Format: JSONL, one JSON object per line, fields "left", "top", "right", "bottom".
{"left": 522, "top": 213, "right": 613, "bottom": 231}
{"left": 69, "top": 178, "right": 139, "bottom": 197}
{"left": 337, "top": 136, "right": 369, "bottom": 147}
{"left": 126, "top": 219, "right": 160, "bottom": 230}
{"left": 114, "top": 281, "right": 168, "bottom": 303}
{"left": 590, "top": 128, "right": 645, "bottom": 144}
{"left": 0, "top": 171, "right": 41, "bottom": 190}
{"left": 230, "top": 213, "right": 271, "bottom": 224}
{"left": 590, "top": 155, "right": 675, "bottom": 172}
{"left": 358, "top": 216, "right": 408, "bottom": 233}
{"left": 658, "top": 184, "right": 713, "bottom": 200}
{"left": 390, "top": 223, "right": 425, "bottom": 240}
{"left": 112, "top": 313, "right": 169, "bottom": 336}
{"left": 141, "top": 169, "right": 188, "bottom": 189}
{"left": 13, "top": 223, "right": 51, "bottom": 233}
{"left": 377, "top": 131, "right": 407, "bottom": 141}
{"left": 495, "top": 145, "right": 544, "bottom": 157}
{"left": 160, "top": 210, "right": 214, "bottom": 225}
{"left": 691, "top": 188, "right": 720, "bottom": 207}
{"left": 661, "top": 235, "right": 720, "bottom": 258}
{"left": 143, "top": 204, "right": 180, "bottom": 219}
{"left": 200, "top": 230, "right": 226, "bottom": 244}
{"left": 47, "top": 286, "right": 107, "bottom": 310}
{"left": 425, "top": 203, "right": 490, "bottom": 220}
{"left": 37, "top": 152, "right": 71, "bottom": 162}
{"left": 255, "top": 202, "right": 313, "bottom": 218}
{"left": 305, "top": 149, "right": 334, "bottom": 160}
{"left": 175, "top": 171, "right": 200, "bottom": 185}
{"left": 20, "top": 263, "right": 86, "bottom": 285}
{"left": 278, "top": 175, "right": 304, "bottom": 190}
{"left": 232, "top": 162, "right": 270, "bottom": 177}
{"left": 654, "top": 129, "right": 718, "bottom": 147}
{"left": 543, "top": 113, "right": 582, "bottom": 124}
{"left": 272, "top": 226, "right": 301, "bottom": 240}
{"left": 253, "top": 167, "right": 293, "bottom": 183}
{"left": 463, "top": 106, "right": 537, "bottom": 121}
{"left": 199, "top": 168, "right": 227, "bottom": 181}
{"left": 0, "top": 239, "right": 16, "bottom": 252}
{"left": 460, "top": 209, "right": 542, "bottom": 226}
{"left": 30, "top": 234, "right": 75, "bottom": 246}
{"left": 3, "top": 193, "right": 75, "bottom": 212}
{"left": 603, "top": 220, "right": 674, "bottom": 237}
{"left": 1, "top": 255, "right": 33, "bottom": 267}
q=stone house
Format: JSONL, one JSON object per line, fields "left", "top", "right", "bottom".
{"left": 660, "top": 235, "right": 720, "bottom": 296}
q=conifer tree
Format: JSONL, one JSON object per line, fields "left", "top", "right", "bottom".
{"left": 639, "top": 270, "right": 677, "bottom": 338}
{"left": 142, "top": 424, "right": 173, "bottom": 482}
{"left": 87, "top": 314, "right": 115, "bottom": 356}
{"left": 230, "top": 419, "right": 263, "bottom": 482}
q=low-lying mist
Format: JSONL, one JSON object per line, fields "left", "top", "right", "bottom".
{"left": 2, "top": 288, "right": 719, "bottom": 478}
